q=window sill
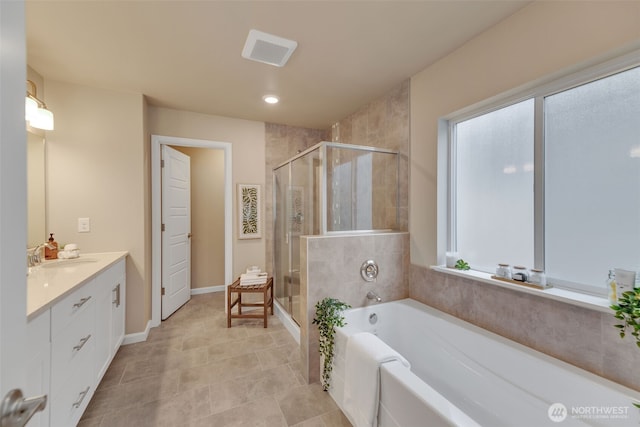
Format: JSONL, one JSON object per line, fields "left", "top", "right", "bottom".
{"left": 430, "top": 265, "right": 612, "bottom": 314}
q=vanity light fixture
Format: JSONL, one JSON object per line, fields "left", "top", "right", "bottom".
{"left": 263, "top": 95, "right": 279, "bottom": 104}
{"left": 25, "top": 80, "right": 54, "bottom": 130}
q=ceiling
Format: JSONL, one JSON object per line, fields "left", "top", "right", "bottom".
{"left": 26, "top": 1, "right": 531, "bottom": 130}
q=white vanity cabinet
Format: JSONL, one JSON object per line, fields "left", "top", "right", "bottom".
{"left": 26, "top": 253, "right": 127, "bottom": 427}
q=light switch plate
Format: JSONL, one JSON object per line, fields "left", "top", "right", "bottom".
{"left": 78, "top": 217, "right": 90, "bottom": 233}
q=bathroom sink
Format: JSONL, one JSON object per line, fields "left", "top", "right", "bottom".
{"left": 40, "top": 258, "right": 98, "bottom": 268}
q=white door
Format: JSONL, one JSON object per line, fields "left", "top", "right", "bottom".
{"left": 1, "top": 2, "right": 47, "bottom": 426}
{"left": 161, "top": 145, "right": 192, "bottom": 319}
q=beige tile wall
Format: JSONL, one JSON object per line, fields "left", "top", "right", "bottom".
{"left": 410, "top": 264, "right": 640, "bottom": 392}
{"left": 301, "top": 232, "right": 409, "bottom": 383}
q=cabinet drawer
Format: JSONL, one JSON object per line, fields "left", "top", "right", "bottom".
{"left": 50, "top": 350, "right": 94, "bottom": 427}
{"left": 51, "top": 278, "right": 96, "bottom": 336}
{"left": 51, "top": 299, "right": 95, "bottom": 391}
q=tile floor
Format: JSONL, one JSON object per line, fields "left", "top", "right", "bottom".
{"left": 78, "top": 292, "right": 351, "bottom": 427}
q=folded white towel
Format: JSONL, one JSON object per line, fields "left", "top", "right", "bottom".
{"left": 343, "top": 332, "right": 410, "bottom": 427}
{"left": 239, "top": 279, "right": 267, "bottom": 286}
{"left": 240, "top": 272, "right": 267, "bottom": 280}
{"left": 58, "top": 249, "right": 80, "bottom": 259}
{"left": 239, "top": 272, "right": 268, "bottom": 286}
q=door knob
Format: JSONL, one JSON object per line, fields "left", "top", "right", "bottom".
{"left": 0, "top": 389, "right": 47, "bottom": 427}
{"left": 187, "top": 233, "right": 192, "bottom": 239}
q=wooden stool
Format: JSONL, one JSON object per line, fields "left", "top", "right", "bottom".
{"left": 227, "top": 276, "right": 273, "bottom": 328}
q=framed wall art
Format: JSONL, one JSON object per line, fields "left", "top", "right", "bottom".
{"left": 238, "top": 184, "right": 261, "bottom": 239}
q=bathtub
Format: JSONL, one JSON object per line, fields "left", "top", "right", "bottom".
{"left": 330, "top": 299, "right": 640, "bottom": 427}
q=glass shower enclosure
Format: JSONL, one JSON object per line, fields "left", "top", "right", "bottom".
{"left": 273, "top": 142, "right": 399, "bottom": 325}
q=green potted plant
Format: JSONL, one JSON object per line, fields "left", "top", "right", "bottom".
{"left": 611, "top": 289, "right": 640, "bottom": 348}
{"left": 312, "top": 297, "right": 350, "bottom": 391}
{"left": 611, "top": 289, "right": 640, "bottom": 410}
{"left": 454, "top": 259, "right": 470, "bottom": 271}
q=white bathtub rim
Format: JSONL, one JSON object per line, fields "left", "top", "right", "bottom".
{"left": 341, "top": 298, "right": 640, "bottom": 402}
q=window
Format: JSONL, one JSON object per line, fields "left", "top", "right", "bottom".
{"left": 447, "top": 58, "right": 640, "bottom": 296}
{"left": 454, "top": 100, "right": 535, "bottom": 274}
{"left": 544, "top": 66, "right": 640, "bottom": 294}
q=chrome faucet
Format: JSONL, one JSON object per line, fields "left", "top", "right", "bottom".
{"left": 27, "top": 243, "right": 54, "bottom": 267}
{"left": 367, "top": 291, "right": 382, "bottom": 302}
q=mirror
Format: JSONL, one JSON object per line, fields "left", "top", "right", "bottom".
{"left": 27, "top": 131, "right": 46, "bottom": 248}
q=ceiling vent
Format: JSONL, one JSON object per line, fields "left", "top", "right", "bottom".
{"left": 242, "top": 29, "right": 297, "bottom": 67}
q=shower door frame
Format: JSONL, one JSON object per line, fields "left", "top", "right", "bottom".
{"left": 274, "top": 141, "right": 399, "bottom": 233}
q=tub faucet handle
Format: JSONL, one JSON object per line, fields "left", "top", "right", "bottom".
{"left": 367, "top": 291, "right": 382, "bottom": 302}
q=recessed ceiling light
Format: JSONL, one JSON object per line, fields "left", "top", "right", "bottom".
{"left": 263, "top": 95, "right": 279, "bottom": 104}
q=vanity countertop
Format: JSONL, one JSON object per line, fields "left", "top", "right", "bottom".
{"left": 27, "top": 251, "right": 128, "bottom": 319}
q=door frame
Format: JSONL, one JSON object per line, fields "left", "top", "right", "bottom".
{"left": 151, "top": 135, "right": 232, "bottom": 327}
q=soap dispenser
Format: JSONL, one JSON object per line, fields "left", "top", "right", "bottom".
{"left": 45, "top": 233, "right": 58, "bottom": 260}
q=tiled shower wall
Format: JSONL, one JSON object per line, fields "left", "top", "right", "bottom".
{"left": 300, "top": 232, "right": 409, "bottom": 383}
{"left": 410, "top": 264, "right": 640, "bottom": 392}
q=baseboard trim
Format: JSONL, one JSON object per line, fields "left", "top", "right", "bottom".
{"left": 191, "top": 285, "right": 225, "bottom": 295}
{"left": 122, "top": 320, "right": 151, "bottom": 345}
